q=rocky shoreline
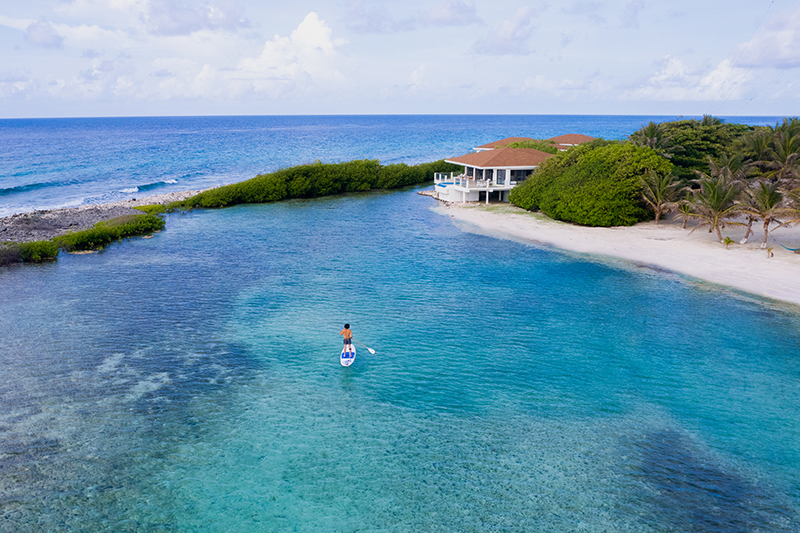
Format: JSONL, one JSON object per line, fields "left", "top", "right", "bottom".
{"left": 0, "top": 190, "right": 204, "bottom": 244}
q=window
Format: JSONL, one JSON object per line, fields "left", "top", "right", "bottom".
{"left": 512, "top": 169, "right": 534, "bottom": 182}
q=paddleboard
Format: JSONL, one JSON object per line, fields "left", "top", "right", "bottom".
{"left": 340, "top": 344, "right": 356, "bottom": 367}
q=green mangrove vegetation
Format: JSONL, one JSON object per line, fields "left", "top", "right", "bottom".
{"left": 133, "top": 204, "right": 167, "bottom": 215}
{"left": 183, "top": 159, "right": 461, "bottom": 209}
{"left": 53, "top": 214, "right": 166, "bottom": 252}
{"left": 0, "top": 240, "right": 59, "bottom": 265}
{"left": 3, "top": 159, "right": 460, "bottom": 265}
{"left": 1, "top": 214, "right": 165, "bottom": 266}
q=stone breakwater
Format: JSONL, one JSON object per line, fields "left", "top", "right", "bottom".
{"left": 0, "top": 190, "right": 204, "bottom": 243}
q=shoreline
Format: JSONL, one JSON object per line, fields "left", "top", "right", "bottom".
{"left": 0, "top": 190, "right": 206, "bottom": 244}
{"left": 434, "top": 201, "right": 800, "bottom": 308}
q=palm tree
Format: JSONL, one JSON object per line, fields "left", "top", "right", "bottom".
{"left": 716, "top": 152, "right": 748, "bottom": 174}
{"left": 676, "top": 192, "right": 693, "bottom": 229}
{"left": 630, "top": 122, "right": 676, "bottom": 158}
{"left": 781, "top": 187, "right": 800, "bottom": 226}
{"left": 640, "top": 170, "right": 687, "bottom": 224}
{"left": 771, "top": 116, "right": 800, "bottom": 138}
{"left": 689, "top": 159, "right": 746, "bottom": 242}
{"left": 738, "top": 181, "right": 786, "bottom": 248}
{"left": 745, "top": 130, "right": 772, "bottom": 172}
{"left": 739, "top": 214, "right": 758, "bottom": 244}
{"left": 765, "top": 131, "right": 800, "bottom": 185}
{"left": 701, "top": 115, "right": 723, "bottom": 126}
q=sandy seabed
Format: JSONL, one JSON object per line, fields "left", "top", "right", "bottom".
{"left": 435, "top": 202, "right": 800, "bottom": 308}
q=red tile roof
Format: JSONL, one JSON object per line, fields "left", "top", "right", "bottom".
{"left": 446, "top": 147, "right": 553, "bottom": 168}
{"left": 546, "top": 134, "right": 596, "bottom": 145}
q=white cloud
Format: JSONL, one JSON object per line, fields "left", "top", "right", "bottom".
{"left": 230, "top": 12, "right": 345, "bottom": 97}
{"left": 522, "top": 72, "right": 608, "bottom": 98}
{"left": 0, "top": 15, "right": 31, "bottom": 32}
{"left": 736, "top": 11, "right": 800, "bottom": 69}
{"left": 425, "top": 0, "right": 480, "bottom": 27}
{"left": 409, "top": 64, "right": 427, "bottom": 92}
{"left": 25, "top": 19, "right": 65, "bottom": 48}
{"left": 0, "top": 14, "right": 134, "bottom": 51}
{"left": 346, "top": 0, "right": 480, "bottom": 34}
{"left": 0, "top": 76, "right": 36, "bottom": 99}
{"left": 622, "top": 56, "right": 751, "bottom": 101}
{"left": 143, "top": 0, "right": 249, "bottom": 36}
{"left": 472, "top": 6, "right": 533, "bottom": 55}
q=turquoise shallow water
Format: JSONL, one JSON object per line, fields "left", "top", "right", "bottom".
{"left": 2, "top": 189, "right": 800, "bottom": 531}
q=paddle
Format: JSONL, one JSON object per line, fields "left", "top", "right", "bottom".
{"left": 354, "top": 340, "right": 376, "bottom": 354}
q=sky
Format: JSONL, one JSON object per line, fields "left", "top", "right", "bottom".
{"left": 1, "top": 0, "right": 800, "bottom": 118}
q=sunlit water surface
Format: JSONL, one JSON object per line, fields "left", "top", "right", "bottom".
{"left": 1, "top": 190, "right": 800, "bottom": 531}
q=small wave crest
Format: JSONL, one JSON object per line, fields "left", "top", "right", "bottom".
{"left": 0, "top": 181, "right": 59, "bottom": 197}
{"left": 137, "top": 179, "right": 178, "bottom": 192}
{"left": 118, "top": 179, "right": 178, "bottom": 195}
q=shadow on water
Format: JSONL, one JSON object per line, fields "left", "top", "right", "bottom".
{"left": 632, "top": 429, "right": 796, "bottom": 532}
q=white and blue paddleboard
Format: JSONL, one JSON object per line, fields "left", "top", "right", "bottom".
{"left": 340, "top": 344, "right": 356, "bottom": 367}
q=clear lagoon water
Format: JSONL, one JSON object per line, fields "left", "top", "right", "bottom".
{"left": 1, "top": 115, "right": 799, "bottom": 531}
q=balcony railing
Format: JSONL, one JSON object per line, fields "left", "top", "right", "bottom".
{"left": 434, "top": 172, "right": 516, "bottom": 189}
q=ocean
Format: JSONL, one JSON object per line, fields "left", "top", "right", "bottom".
{"left": 0, "top": 114, "right": 784, "bottom": 217}
{"left": 1, "top": 115, "right": 799, "bottom": 532}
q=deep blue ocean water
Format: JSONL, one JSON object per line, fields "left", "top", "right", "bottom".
{"left": 1, "top": 115, "right": 799, "bottom": 532}
{"left": 0, "top": 114, "right": 784, "bottom": 217}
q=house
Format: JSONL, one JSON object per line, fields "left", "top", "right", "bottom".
{"left": 473, "top": 137, "right": 539, "bottom": 152}
{"left": 434, "top": 134, "right": 595, "bottom": 203}
{"left": 548, "top": 134, "right": 596, "bottom": 150}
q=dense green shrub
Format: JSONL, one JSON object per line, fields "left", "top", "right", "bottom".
{"left": 19, "top": 240, "right": 59, "bottom": 262}
{"left": 1, "top": 240, "right": 59, "bottom": 264}
{"left": 509, "top": 140, "right": 613, "bottom": 211}
{"left": 510, "top": 142, "right": 673, "bottom": 226}
{"left": 184, "top": 159, "right": 460, "bottom": 209}
{"left": 655, "top": 119, "right": 751, "bottom": 181}
{"left": 133, "top": 204, "right": 167, "bottom": 215}
{"left": 54, "top": 214, "right": 165, "bottom": 251}
{"left": 377, "top": 164, "right": 423, "bottom": 188}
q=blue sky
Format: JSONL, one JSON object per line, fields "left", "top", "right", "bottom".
{"left": 1, "top": 0, "right": 799, "bottom": 118}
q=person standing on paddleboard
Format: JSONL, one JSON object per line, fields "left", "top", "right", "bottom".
{"left": 340, "top": 324, "right": 353, "bottom": 347}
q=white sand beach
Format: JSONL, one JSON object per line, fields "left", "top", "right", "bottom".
{"left": 435, "top": 202, "right": 800, "bottom": 308}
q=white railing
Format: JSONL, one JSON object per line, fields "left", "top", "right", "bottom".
{"left": 434, "top": 173, "right": 517, "bottom": 189}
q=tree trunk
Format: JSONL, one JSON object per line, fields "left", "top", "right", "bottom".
{"left": 740, "top": 216, "right": 755, "bottom": 244}
{"left": 715, "top": 224, "right": 723, "bottom": 242}
{"left": 762, "top": 217, "right": 771, "bottom": 249}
